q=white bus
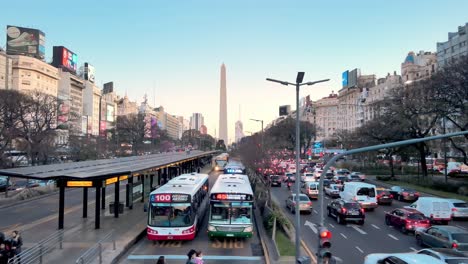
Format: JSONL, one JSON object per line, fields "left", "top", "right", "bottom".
{"left": 208, "top": 174, "right": 254, "bottom": 238}
{"left": 145, "top": 173, "right": 209, "bottom": 241}
{"left": 212, "top": 153, "right": 229, "bottom": 171}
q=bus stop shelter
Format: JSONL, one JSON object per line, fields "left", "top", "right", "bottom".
{"left": 0, "top": 150, "right": 216, "bottom": 229}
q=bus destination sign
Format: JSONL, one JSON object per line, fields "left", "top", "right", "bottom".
{"left": 224, "top": 168, "right": 244, "bottom": 174}
{"left": 211, "top": 193, "right": 253, "bottom": 201}
{"left": 151, "top": 193, "right": 190, "bottom": 203}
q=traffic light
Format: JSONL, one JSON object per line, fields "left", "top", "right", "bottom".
{"left": 318, "top": 226, "right": 332, "bottom": 261}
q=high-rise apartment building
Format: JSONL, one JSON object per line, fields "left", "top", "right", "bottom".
{"left": 314, "top": 93, "right": 338, "bottom": 141}
{"left": 190, "top": 113, "right": 204, "bottom": 131}
{"left": 219, "top": 63, "right": 228, "bottom": 144}
{"left": 401, "top": 51, "right": 437, "bottom": 84}
{"left": 155, "top": 106, "right": 181, "bottom": 140}
{"left": 0, "top": 50, "right": 13, "bottom": 90}
{"left": 11, "top": 55, "right": 59, "bottom": 97}
{"left": 82, "top": 80, "right": 101, "bottom": 136}
{"left": 437, "top": 22, "right": 468, "bottom": 68}
{"left": 100, "top": 82, "right": 118, "bottom": 137}
{"left": 58, "top": 69, "right": 85, "bottom": 136}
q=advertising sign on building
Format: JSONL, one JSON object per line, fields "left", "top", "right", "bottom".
{"left": 57, "top": 99, "right": 70, "bottom": 129}
{"left": 99, "top": 121, "right": 106, "bottom": 136}
{"left": 84, "top": 63, "right": 95, "bottom": 83}
{"left": 52, "top": 46, "right": 78, "bottom": 72}
{"left": 279, "top": 105, "right": 291, "bottom": 116}
{"left": 6, "top": 25, "right": 45, "bottom": 59}
{"left": 342, "top": 70, "right": 349, "bottom": 88}
{"left": 106, "top": 104, "right": 115, "bottom": 122}
{"left": 103, "top": 82, "right": 113, "bottom": 94}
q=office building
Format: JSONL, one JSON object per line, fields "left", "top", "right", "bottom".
{"left": 82, "top": 81, "right": 101, "bottom": 136}
{"left": 190, "top": 113, "right": 204, "bottom": 131}
{"left": 401, "top": 51, "right": 437, "bottom": 84}
{"left": 11, "top": 55, "right": 59, "bottom": 97}
{"left": 0, "top": 50, "right": 13, "bottom": 90}
{"left": 437, "top": 22, "right": 468, "bottom": 68}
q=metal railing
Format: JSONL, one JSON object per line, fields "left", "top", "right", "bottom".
{"left": 75, "top": 230, "right": 116, "bottom": 264}
{"left": 8, "top": 230, "right": 64, "bottom": 264}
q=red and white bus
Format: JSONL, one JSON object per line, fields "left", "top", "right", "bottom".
{"left": 146, "top": 173, "right": 209, "bottom": 240}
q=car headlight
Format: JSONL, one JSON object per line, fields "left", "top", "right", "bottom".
{"left": 244, "top": 226, "right": 253, "bottom": 232}
{"left": 208, "top": 225, "right": 216, "bottom": 231}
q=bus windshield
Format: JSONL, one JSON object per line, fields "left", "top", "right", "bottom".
{"left": 215, "top": 160, "right": 228, "bottom": 167}
{"left": 149, "top": 203, "right": 192, "bottom": 227}
{"left": 210, "top": 202, "right": 252, "bottom": 225}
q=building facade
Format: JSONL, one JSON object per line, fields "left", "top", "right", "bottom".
{"left": 235, "top": 120, "right": 244, "bottom": 143}
{"left": 0, "top": 51, "right": 13, "bottom": 90}
{"left": 82, "top": 81, "right": 101, "bottom": 136}
{"left": 11, "top": 55, "right": 59, "bottom": 97}
{"left": 100, "top": 85, "right": 118, "bottom": 137}
{"left": 57, "top": 69, "right": 85, "bottom": 136}
{"left": 314, "top": 93, "right": 338, "bottom": 141}
{"left": 117, "top": 95, "right": 138, "bottom": 116}
{"left": 401, "top": 51, "right": 437, "bottom": 84}
{"left": 437, "top": 22, "right": 468, "bottom": 68}
{"left": 190, "top": 113, "right": 204, "bottom": 131}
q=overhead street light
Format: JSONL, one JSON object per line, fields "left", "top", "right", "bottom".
{"left": 266, "top": 72, "right": 330, "bottom": 262}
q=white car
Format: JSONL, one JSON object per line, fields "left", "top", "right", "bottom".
{"left": 447, "top": 199, "right": 468, "bottom": 219}
{"left": 364, "top": 253, "right": 446, "bottom": 264}
{"left": 324, "top": 184, "right": 342, "bottom": 198}
{"left": 301, "top": 172, "right": 315, "bottom": 182}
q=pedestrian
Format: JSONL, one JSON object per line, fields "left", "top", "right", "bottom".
{"left": 186, "top": 249, "right": 196, "bottom": 264}
{"left": 9, "top": 231, "right": 22, "bottom": 262}
{"left": 193, "top": 251, "right": 204, "bottom": 264}
{"left": 156, "top": 256, "right": 166, "bottom": 264}
{"left": 0, "top": 243, "right": 9, "bottom": 264}
{"left": 0, "top": 232, "right": 4, "bottom": 244}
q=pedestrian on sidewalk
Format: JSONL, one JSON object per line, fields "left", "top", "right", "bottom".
{"left": 0, "top": 232, "right": 4, "bottom": 244}
{"left": 9, "top": 231, "right": 22, "bottom": 263}
{"left": 193, "top": 251, "right": 204, "bottom": 264}
{"left": 0, "top": 243, "right": 9, "bottom": 264}
{"left": 156, "top": 256, "right": 166, "bottom": 264}
{"left": 186, "top": 249, "right": 196, "bottom": 264}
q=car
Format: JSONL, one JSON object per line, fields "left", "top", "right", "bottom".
{"left": 301, "top": 181, "right": 319, "bottom": 199}
{"left": 324, "top": 184, "right": 342, "bottom": 198}
{"left": 327, "top": 199, "right": 365, "bottom": 225}
{"left": 389, "top": 186, "right": 420, "bottom": 202}
{"left": 301, "top": 172, "right": 315, "bottom": 182}
{"left": 385, "top": 208, "right": 431, "bottom": 234}
{"left": 325, "top": 171, "right": 334, "bottom": 179}
{"left": 376, "top": 188, "right": 393, "bottom": 205}
{"left": 364, "top": 253, "right": 446, "bottom": 264}
{"left": 417, "top": 248, "right": 468, "bottom": 263}
{"left": 347, "top": 174, "right": 362, "bottom": 182}
{"left": 351, "top": 172, "right": 366, "bottom": 181}
{"left": 333, "top": 175, "right": 348, "bottom": 184}
{"left": 446, "top": 199, "right": 468, "bottom": 219}
{"left": 283, "top": 172, "right": 296, "bottom": 183}
{"left": 406, "top": 197, "right": 452, "bottom": 224}
{"left": 321, "top": 179, "right": 332, "bottom": 190}
{"left": 313, "top": 169, "right": 323, "bottom": 179}
{"left": 8, "top": 179, "right": 39, "bottom": 190}
{"left": 270, "top": 175, "right": 282, "bottom": 187}
{"left": 285, "top": 194, "right": 312, "bottom": 214}
{"left": 415, "top": 226, "right": 468, "bottom": 250}
{"left": 340, "top": 182, "right": 378, "bottom": 210}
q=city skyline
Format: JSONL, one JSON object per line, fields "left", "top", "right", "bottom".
{"left": 2, "top": 1, "right": 468, "bottom": 136}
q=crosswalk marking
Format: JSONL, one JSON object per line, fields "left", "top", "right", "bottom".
{"left": 388, "top": 234, "right": 399, "bottom": 240}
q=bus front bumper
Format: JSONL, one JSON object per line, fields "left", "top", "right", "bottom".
{"left": 208, "top": 230, "right": 253, "bottom": 238}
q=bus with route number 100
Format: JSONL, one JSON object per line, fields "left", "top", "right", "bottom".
{"left": 207, "top": 173, "right": 254, "bottom": 238}
{"left": 145, "top": 173, "right": 209, "bottom": 241}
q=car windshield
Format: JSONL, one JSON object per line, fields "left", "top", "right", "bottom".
{"left": 149, "top": 203, "right": 192, "bottom": 227}
{"left": 357, "top": 187, "right": 375, "bottom": 197}
{"left": 271, "top": 176, "right": 280, "bottom": 180}
{"left": 295, "top": 195, "right": 310, "bottom": 202}
{"left": 408, "top": 214, "right": 425, "bottom": 220}
{"left": 454, "top": 203, "right": 468, "bottom": 208}
{"left": 308, "top": 183, "right": 318, "bottom": 190}
{"left": 452, "top": 234, "right": 468, "bottom": 243}
{"left": 402, "top": 188, "right": 415, "bottom": 192}
{"left": 344, "top": 203, "right": 361, "bottom": 209}
{"left": 377, "top": 190, "right": 390, "bottom": 195}
{"left": 446, "top": 259, "right": 468, "bottom": 264}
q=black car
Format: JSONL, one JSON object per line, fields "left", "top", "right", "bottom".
{"left": 389, "top": 186, "right": 420, "bottom": 202}
{"left": 322, "top": 179, "right": 331, "bottom": 189}
{"left": 376, "top": 189, "right": 393, "bottom": 205}
{"left": 325, "top": 172, "right": 334, "bottom": 179}
{"left": 0, "top": 178, "right": 10, "bottom": 192}
{"left": 327, "top": 199, "right": 365, "bottom": 225}
{"left": 270, "top": 175, "right": 282, "bottom": 187}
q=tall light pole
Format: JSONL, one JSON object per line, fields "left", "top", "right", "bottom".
{"left": 267, "top": 73, "right": 330, "bottom": 262}
{"left": 250, "top": 118, "right": 269, "bottom": 204}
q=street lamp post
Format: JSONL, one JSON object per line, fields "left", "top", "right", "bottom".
{"left": 267, "top": 73, "right": 330, "bottom": 262}
{"left": 250, "top": 118, "right": 269, "bottom": 205}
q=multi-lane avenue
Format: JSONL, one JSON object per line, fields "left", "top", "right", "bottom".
{"left": 271, "top": 179, "right": 468, "bottom": 263}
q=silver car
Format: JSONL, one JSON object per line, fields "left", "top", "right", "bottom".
{"left": 447, "top": 199, "right": 468, "bottom": 219}
{"left": 285, "top": 194, "right": 312, "bottom": 214}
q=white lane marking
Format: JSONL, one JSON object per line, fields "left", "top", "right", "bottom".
{"left": 355, "top": 246, "right": 364, "bottom": 253}
{"left": 334, "top": 256, "right": 343, "bottom": 262}
{"left": 313, "top": 210, "right": 318, "bottom": 214}
{"left": 329, "top": 223, "right": 335, "bottom": 228}
{"left": 349, "top": 224, "right": 367, "bottom": 235}
{"left": 410, "top": 247, "right": 417, "bottom": 252}
{"left": 384, "top": 211, "right": 389, "bottom": 214}
{"left": 305, "top": 220, "right": 317, "bottom": 234}
{"left": 340, "top": 233, "right": 347, "bottom": 239}
{"left": 371, "top": 224, "right": 380, "bottom": 230}
{"left": 456, "top": 225, "right": 467, "bottom": 230}
{"left": 388, "top": 234, "right": 399, "bottom": 240}
{"left": 325, "top": 197, "right": 329, "bottom": 200}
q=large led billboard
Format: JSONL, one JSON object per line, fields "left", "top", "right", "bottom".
{"left": 106, "top": 104, "right": 115, "bottom": 122}
{"left": 342, "top": 71, "right": 349, "bottom": 88}
{"left": 348, "top": 68, "right": 359, "bottom": 88}
{"left": 84, "top": 63, "right": 95, "bottom": 83}
{"left": 52, "top": 46, "right": 78, "bottom": 72}
{"left": 6, "top": 25, "right": 45, "bottom": 59}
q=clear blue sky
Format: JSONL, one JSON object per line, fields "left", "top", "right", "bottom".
{"left": 2, "top": 0, "right": 468, "bottom": 142}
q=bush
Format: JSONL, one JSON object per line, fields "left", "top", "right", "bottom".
{"left": 458, "top": 186, "right": 468, "bottom": 196}
{"left": 376, "top": 175, "right": 392, "bottom": 181}
{"left": 264, "top": 209, "right": 290, "bottom": 231}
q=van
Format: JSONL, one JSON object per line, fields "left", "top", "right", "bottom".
{"left": 405, "top": 197, "right": 452, "bottom": 224}
{"left": 301, "top": 172, "right": 315, "bottom": 182}
{"left": 301, "top": 182, "right": 319, "bottom": 199}
{"left": 340, "top": 182, "right": 378, "bottom": 210}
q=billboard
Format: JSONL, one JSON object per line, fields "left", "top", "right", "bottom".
{"left": 103, "top": 82, "right": 113, "bottom": 94}
{"left": 99, "top": 121, "right": 106, "bottom": 136}
{"left": 106, "top": 104, "right": 115, "bottom": 122}
{"left": 52, "top": 46, "right": 78, "bottom": 72}
{"left": 348, "top": 68, "right": 360, "bottom": 88}
{"left": 342, "top": 71, "right": 349, "bottom": 88}
{"left": 279, "top": 105, "right": 290, "bottom": 116}
{"left": 84, "top": 63, "right": 95, "bottom": 83}
{"left": 6, "top": 25, "right": 45, "bottom": 59}
{"left": 57, "top": 98, "right": 70, "bottom": 129}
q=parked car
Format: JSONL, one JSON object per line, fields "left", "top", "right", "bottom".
{"left": 415, "top": 226, "right": 468, "bottom": 250}
{"left": 301, "top": 181, "right": 319, "bottom": 199}
{"left": 385, "top": 208, "right": 431, "bottom": 234}
{"left": 406, "top": 197, "right": 452, "bottom": 224}
{"left": 327, "top": 199, "right": 365, "bottom": 225}
{"left": 447, "top": 199, "right": 468, "bottom": 219}
{"left": 285, "top": 194, "right": 312, "bottom": 214}
{"left": 8, "top": 179, "right": 39, "bottom": 190}
{"left": 376, "top": 188, "right": 393, "bottom": 205}
{"left": 350, "top": 172, "right": 366, "bottom": 181}
{"left": 324, "top": 184, "right": 342, "bottom": 198}
{"left": 270, "top": 175, "right": 282, "bottom": 187}
{"left": 364, "top": 253, "right": 446, "bottom": 264}
{"left": 417, "top": 248, "right": 468, "bottom": 263}
{"left": 389, "top": 186, "right": 420, "bottom": 202}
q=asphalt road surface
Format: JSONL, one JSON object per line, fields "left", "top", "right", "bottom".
{"left": 271, "top": 180, "right": 468, "bottom": 264}
{"left": 122, "top": 170, "right": 265, "bottom": 264}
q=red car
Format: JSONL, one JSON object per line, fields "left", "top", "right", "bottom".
{"left": 385, "top": 208, "right": 431, "bottom": 234}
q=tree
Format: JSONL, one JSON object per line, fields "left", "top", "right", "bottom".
{"left": 264, "top": 117, "right": 317, "bottom": 155}
{"left": 114, "top": 113, "right": 149, "bottom": 155}
{"left": 216, "top": 139, "right": 227, "bottom": 151}
{"left": 0, "top": 90, "right": 24, "bottom": 167}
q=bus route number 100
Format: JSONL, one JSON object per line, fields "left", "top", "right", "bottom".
{"left": 155, "top": 194, "right": 171, "bottom": 202}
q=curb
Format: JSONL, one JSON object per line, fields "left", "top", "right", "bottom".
{"left": 110, "top": 227, "right": 147, "bottom": 264}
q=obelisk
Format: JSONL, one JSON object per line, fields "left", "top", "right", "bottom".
{"left": 219, "top": 63, "right": 228, "bottom": 145}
